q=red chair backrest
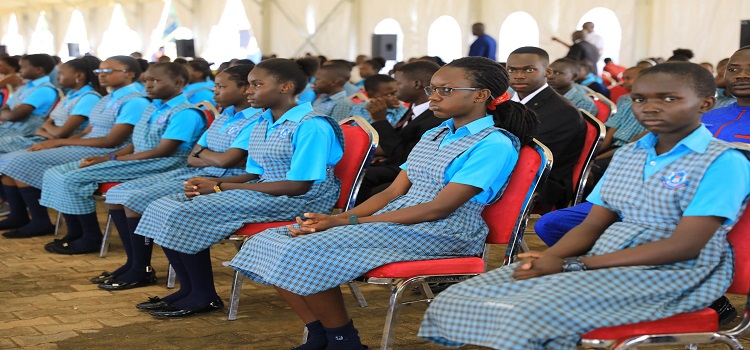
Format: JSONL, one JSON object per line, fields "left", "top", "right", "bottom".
{"left": 593, "top": 98, "right": 610, "bottom": 123}
{"left": 482, "top": 139, "right": 552, "bottom": 245}
{"left": 334, "top": 117, "right": 378, "bottom": 211}
{"left": 0, "top": 88, "right": 8, "bottom": 107}
{"left": 571, "top": 110, "right": 605, "bottom": 206}
{"left": 203, "top": 109, "right": 215, "bottom": 127}
{"left": 726, "top": 207, "right": 750, "bottom": 294}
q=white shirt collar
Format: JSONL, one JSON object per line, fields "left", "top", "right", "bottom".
{"left": 511, "top": 83, "right": 548, "bottom": 105}
{"left": 411, "top": 100, "right": 431, "bottom": 120}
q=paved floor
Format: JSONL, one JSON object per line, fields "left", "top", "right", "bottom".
{"left": 0, "top": 207, "right": 748, "bottom": 349}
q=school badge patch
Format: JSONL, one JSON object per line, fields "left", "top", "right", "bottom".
{"left": 278, "top": 128, "right": 292, "bottom": 139}
{"left": 662, "top": 171, "right": 689, "bottom": 189}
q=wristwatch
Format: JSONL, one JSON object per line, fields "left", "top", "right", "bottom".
{"left": 213, "top": 182, "right": 222, "bottom": 193}
{"left": 192, "top": 147, "right": 207, "bottom": 158}
{"left": 348, "top": 214, "right": 359, "bottom": 225}
{"left": 562, "top": 257, "right": 587, "bottom": 272}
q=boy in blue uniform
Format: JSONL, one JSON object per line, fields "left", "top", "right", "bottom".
{"left": 348, "top": 74, "right": 407, "bottom": 125}
{"left": 548, "top": 58, "right": 598, "bottom": 116}
{"left": 312, "top": 64, "right": 355, "bottom": 121}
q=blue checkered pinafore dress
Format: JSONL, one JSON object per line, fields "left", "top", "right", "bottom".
{"left": 229, "top": 125, "right": 519, "bottom": 296}
{"left": 0, "top": 81, "right": 57, "bottom": 138}
{"left": 136, "top": 113, "right": 344, "bottom": 254}
{"left": 0, "top": 89, "right": 98, "bottom": 153}
{"left": 419, "top": 139, "right": 749, "bottom": 350}
{"left": 39, "top": 101, "right": 200, "bottom": 215}
{"left": 0, "top": 91, "right": 142, "bottom": 188}
{"left": 104, "top": 107, "right": 262, "bottom": 214}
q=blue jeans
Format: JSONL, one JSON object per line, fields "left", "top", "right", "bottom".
{"left": 533, "top": 202, "right": 593, "bottom": 247}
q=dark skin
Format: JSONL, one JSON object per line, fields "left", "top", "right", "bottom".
{"left": 278, "top": 65, "right": 497, "bottom": 329}
{"left": 182, "top": 67, "right": 314, "bottom": 199}
{"left": 596, "top": 67, "right": 646, "bottom": 159}
{"left": 0, "top": 59, "right": 51, "bottom": 122}
{"left": 34, "top": 63, "right": 88, "bottom": 140}
{"left": 725, "top": 49, "right": 750, "bottom": 106}
{"left": 362, "top": 81, "right": 401, "bottom": 123}
{"left": 513, "top": 72, "right": 722, "bottom": 280}
{"left": 506, "top": 53, "right": 551, "bottom": 100}
{"left": 547, "top": 61, "right": 579, "bottom": 95}
{"left": 311, "top": 68, "right": 345, "bottom": 96}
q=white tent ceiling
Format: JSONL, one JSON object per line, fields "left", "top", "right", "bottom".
{"left": 1, "top": 0, "right": 749, "bottom": 67}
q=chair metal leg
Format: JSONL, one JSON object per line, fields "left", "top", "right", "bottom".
{"left": 166, "top": 264, "right": 176, "bottom": 289}
{"left": 54, "top": 211, "right": 61, "bottom": 236}
{"left": 227, "top": 270, "right": 244, "bottom": 320}
{"left": 520, "top": 237, "right": 530, "bottom": 253}
{"left": 347, "top": 281, "right": 368, "bottom": 308}
{"left": 98, "top": 214, "right": 112, "bottom": 258}
{"left": 379, "top": 279, "right": 410, "bottom": 350}
{"left": 420, "top": 282, "right": 435, "bottom": 299}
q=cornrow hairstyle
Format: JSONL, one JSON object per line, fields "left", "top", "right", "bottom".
{"left": 638, "top": 62, "right": 716, "bottom": 98}
{"left": 147, "top": 62, "right": 190, "bottom": 86}
{"left": 221, "top": 64, "right": 254, "bottom": 87}
{"left": 255, "top": 57, "right": 319, "bottom": 95}
{"left": 509, "top": 46, "right": 550, "bottom": 66}
{"left": 1, "top": 56, "right": 20, "bottom": 72}
{"left": 446, "top": 57, "right": 539, "bottom": 145}
{"left": 188, "top": 59, "right": 215, "bottom": 80}
{"left": 107, "top": 55, "right": 143, "bottom": 81}
{"left": 21, "top": 54, "right": 56, "bottom": 74}
{"left": 363, "top": 74, "right": 395, "bottom": 95}
{"left": 64, "top": 57, "right": 105, "bottom": 95}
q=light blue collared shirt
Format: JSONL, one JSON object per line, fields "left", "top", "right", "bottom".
{"left": 11, "top": 75, "right": 57, "bottom": 115}
{"left": 184, "top": 80, "right": 216, "bottom": 106}
{"left": 147, "top": 94, "right": 205, "bottom": 150}
{"left": 66, "top": 85, "right": 101, "bottom": 117}
{"left": 109, "top": 83, "right": 150, "bottom": 125}
{"left": 197, "top": 105, "right": 263, "bottom": 150}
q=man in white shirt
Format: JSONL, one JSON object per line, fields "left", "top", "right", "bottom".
{"left": 582, "top": 22, "right": 604, "bottom": 59}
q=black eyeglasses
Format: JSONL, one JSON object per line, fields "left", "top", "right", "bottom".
{"left": 424, "top": 86, "right": 482, "bottom": 97}
{"left": 93, "top": 69, "right": 128, "bottom": 74}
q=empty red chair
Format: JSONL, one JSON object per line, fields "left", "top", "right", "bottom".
{"left": 588, "top": 92, "right": 616, "bottom": 123}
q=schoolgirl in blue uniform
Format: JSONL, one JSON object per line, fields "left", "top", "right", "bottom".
{"left": 0, "top": 57, "right": 102, "bottom": 154}
{"left": 419, "top": 63, "right": 750, "bottom": 349}
{"left": 94, "top": 64, "right": 262, "bottom": 290}
{"left": 0, "top": 54, "right": 59, "bottom": 139}
{"left": 42, "top": 62, "right": 206, "bottom": 255}
{"left": 183, "top": 59, "right": 216, "bottom": 106}
{"left": 0, "top": 56, "right": 149, "bottom": 239}
{"left": 133, "top": 57, "right": 344, "bottom": 318}
{"left": 229, "top": 56, "right": 539, "bottom": 349}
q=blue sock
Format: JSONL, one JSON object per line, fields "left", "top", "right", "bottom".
{"left": 69, "top": 212, "right": 102, "bottom": 250}
{"left": 161, "top": 247, "right": 191, "bottom": 304}
{"left": 61, "top": 213, "right": 83, "bottom": 241}
{"left": 16, "top": 187, "right": 53, "bottom": 234}
{"left": 171, "top": 248, "right": 218, "bottom": 309}
{"left": 324, "top": 320, "right": 364, "bottom": 350}
{"left": 115, "top": 218, "right": 152, "bottom": 283}
{"left": 108, "top": 210, "right": 131, "bottom": 276}
{"left": 292, "top": 320, "right": 327, "bottom": 350}
{"left": 0, "top": 185, "right": 28, "bottom": 229}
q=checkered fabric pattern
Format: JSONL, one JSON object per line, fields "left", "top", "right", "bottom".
{"left": 565, "top": 85, "right": 598, "bottom": 117}
{"left": 418, "top": 139, "right": 746, "bottom": 349}
{"left": 349, "top": 104, "right": 408, "bottom": 126}
{"left": 229, "top": 126, "right": 520, "bottom": 296}
{"left": 0, "top": 90, "right": 97, "bottom": 154}
{"left": 0, "top": 81, "right": 57, "bottom": 137}
{"left": 105, "top": 109, "right": 258, "bottom": 214}
{"left": 605, "top": 95, "right": 646, "bottom": 147}
{"left": 0, "top": 92, "right": 143, "bottom": 188}
{"left": 39, "top": 102, "right": 199, "bottom": 215}
{"left": 136, "top": 113, "right": 344, "bottom": 254}
{"left": 313, "top": 91, "right": 356, "bottom": 122}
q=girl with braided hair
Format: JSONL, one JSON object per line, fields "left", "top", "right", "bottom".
{"left": 229, "top": 56, "right": 539, "bottom": 350}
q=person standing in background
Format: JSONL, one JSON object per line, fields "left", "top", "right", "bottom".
{"left": 468, "top": 23, "right": 497, "bottom": 61}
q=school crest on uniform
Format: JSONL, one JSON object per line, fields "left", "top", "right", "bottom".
{"left": 225, "top": 125, "right": 241, "bottom": 137}
{"left": 155, "top": 114, "right": 169, "bottom": 125}
{"left": 662, "top": 171, "right": 689, "bottom": 189}
{"left": 278, "top": 128, "right": 292, "bottom": 139}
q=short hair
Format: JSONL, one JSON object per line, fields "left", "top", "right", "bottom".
{"left": 148, "top": 62, "right": 190, "bottom": 85}
{"left": 551, "top": 57, "right": 579, "bottom": 71}
{"left": 672, "top": 48, "right": 694, "bottom": 60}
{"left": 234, "top": 59, "right": 254, "bottom": 66}
{"left": 319, "top": 64, "right": 351, "bottom": 81}
{"left": 21, "top": 54, "right": 56, "bottom": 74}
{"left": 638, "top": 62, "right": 716, "bottom": 98}
{"left": 325, "top": 59, "right": 355, "bottom": 70}
{"left": 172, "top": 57, "right": 188, "bottom": 65}
{"left": 717, "top": 58, "right": 730, "bottom": 68}
{"left": 363, "top": 74, "right": 395, "bottom": 94}
{"left": 220, "top": 64, "right": 254, "bottom": 87}
{"left": 0, "top": 56, "right": 20, "bottom": 71}
{"left": 604, "top": 58, "right": 613, "bottom": 64}
{"left": 363, "top": 57, "right": 385, "bottom": 71}
{"left": 509, "top": 46, "right": 550, "bottom": 65}
{"left": 107, "top": 55, "right": 143, "bottom": 80}
{"left": 396, "top": 60, "right": 440, "bottom": 85}
{"left": 255, "top": 57, "right": 319, "bottom": 95}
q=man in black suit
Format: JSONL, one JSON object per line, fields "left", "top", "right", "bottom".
{"left": 566, "top": 30, "right": 600, "bottom": 68}
{"left": 355, "top": 60, "right": 442, "bottom": 204}
{"left": 507, "top": 46, "right": 586, "bottom": 211}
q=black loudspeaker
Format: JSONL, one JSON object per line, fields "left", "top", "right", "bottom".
{"left": 372, "top": 34, "right": 397, "bottom": 61}
{"left": 67, "top": 43, "right": 80, "bottom": 57}
{"left": 0, "top": 45, "right": 6, "bottom": 55}
{"left": 742, "top": 20, "right": 750, "bottom": 48}
{"left": 175, "top": 39, "right": 195, "bottom": 58}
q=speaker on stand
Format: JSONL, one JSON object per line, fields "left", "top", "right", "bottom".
{"left": 371, "top": 34, "right": 397, "bottom": 61}
{"left": 175, "top": 39, "right": 196, "bottom": 58}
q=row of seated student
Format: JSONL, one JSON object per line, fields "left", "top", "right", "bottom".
{"left": 1, "top": 47, "right": 748, "bottom": 348}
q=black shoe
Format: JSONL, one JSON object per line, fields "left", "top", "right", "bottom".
{"left": 89, "top": 271, "right": 115, "bottom": 284}
{"left": 149, "top": 298, "right": 224, "bottom": 318}
{"left": 98, "top": 269, "right": 157, "bottom": 291}
{"left": 710, "top": 295, "right": 738, "bottom": 326}
{"left": 136, "top": 296, "right": 171, "bottom": 310}
{"left": 2, "top": 225, "right": 55, "bottom": 238}
{"left": 47, "top": 241, "right": 100, "bottom": 255}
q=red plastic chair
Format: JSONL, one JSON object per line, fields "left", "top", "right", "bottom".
{"left": 571, "top": 110, "right": 605, "bottom": 206}
{"left": 0, "top": 87, "right": 9, "bottom": 107}
{"left": 349, "top": 139, "right": 553, "bottom": 349}
{"left": 580, "top": 208, "right": 750, "bottom": 349}
{"left": 196, "top": 101, "right": 219, "bottom": 127}
{"left": 588, "top": 92, "right": 617, "bottom": 123}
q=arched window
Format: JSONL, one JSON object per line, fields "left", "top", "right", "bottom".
{"left": 1, "top": 14, "right": 24, "bottom": 55}
{"left": 427, "top": 16, "right": 462, "bottom": 64}
{"left": 374, "top": 18, "right": 404, "bottom": 63}
{"left": 28, "top": 12, "right": 55, "bottom": 55}
{"left": 577, "top": 7, "right": 622, "bottom": 64}
{"left": 497, "top": 12, "right": 540, "bottom": 62}
{"left": 201, "top": 0, "right": 261, "bottom": 67}
{"left": 97, "top": 4, "right": 142, "bottom": 59}
{"left": 59, "top": 10, "right": 91, "bottom": 60}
